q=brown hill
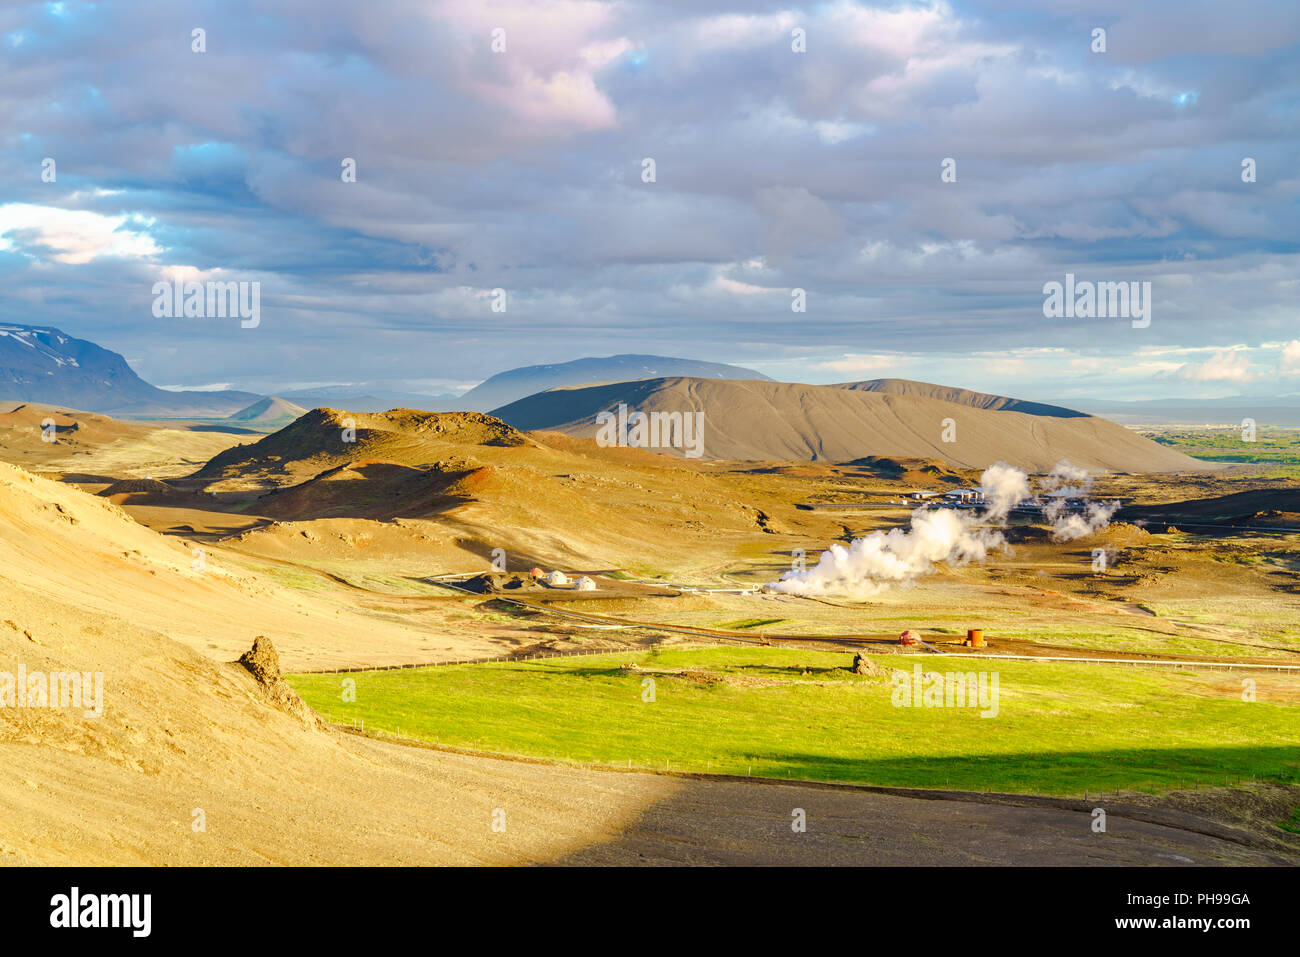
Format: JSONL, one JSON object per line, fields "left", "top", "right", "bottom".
{"left": 0, "top": 401, "right": 248, "bottom": 478}
{"left": 253, "top": 459, "right": 482, "bottom": 521}
{"left": 836, "top": 378, "right": 1085, "bottom": 418}
{"left": 0, "top": 458, "right": 526, "bottom": 669}
{"left": 0, "top": 401, "right": 145, "bottom": 450}
{"left": 0, "top": 461, "right": 740, "bottom": 864}
{"left": 194, "top": 408, "right": 530, "bottom": 490}
{"left": 188, "top": 407, "right": 812, "bottom": 569}
{"left": 490, "top": 377, "right": 1211, "bottom": 472}
{"left": 98, "top": 477, "right": 176, "bottom": 495}
{"left": 225, "top": 395, "right": 309, "bottom": 429}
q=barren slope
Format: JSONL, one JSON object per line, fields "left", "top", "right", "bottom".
{"left": 0, "top": 461, "right": 516, "bottom": 669}
{"left": 5, "top": 459, "right": 1289, "bottom": 865}
{"left": 491, "top": 377, "right": 1211, "bottom": 472}
{"left": 837, "top": 377, "right": 1085, "bottom": 418}
{"left": 194, "top": 408, "right": 531, "bottom": 489}
{"left": 186, "top": 408, "right": 804, "bottom": 572}
{"left": 6, "top": 448, "right": 1299, "bottom": 867}
{"left": 0, "top": 401, "right": 248, "bottom": 478}
{"left": 0, "top": 462, "right": 674, "bottom": 865}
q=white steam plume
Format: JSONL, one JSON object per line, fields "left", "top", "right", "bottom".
{"left": 1047, "top": 500, "right": 1121, "bottom": 541}
{"left": 980, "top": 461, "right": 1031, "bottom": 521}
{"left": 769, "top": 462, "right": 1028, "bottom": 599}
{"left": 1042, "top": 460, "right": 1089, "bottom": 490}
{"left": 1039, "top": 459, "right": 1119, "bottom": 541}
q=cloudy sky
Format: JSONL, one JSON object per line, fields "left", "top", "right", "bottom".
{"left": 1, "top": 0, "right": 1297, "bottom": 401}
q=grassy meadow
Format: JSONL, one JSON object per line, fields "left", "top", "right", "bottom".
{"left": 289, "top": 646, "right": 1300, "bottom": 797}
{"left": 1147, "top": 427, "right": 1300, "bottom": 476}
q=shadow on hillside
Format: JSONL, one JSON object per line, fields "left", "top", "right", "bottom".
{"left": 706, "top": 745, "right": 1300, "bottom": 795}
{"left": 256, "top": 461, "right": 478, "bottom": 520}
{"left": 542, "top": 744, "right": 1300, "bottom": 865}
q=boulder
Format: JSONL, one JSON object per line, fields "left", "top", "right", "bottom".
{"left": 851, "top": 652, "right": 885, "bottom": 677}
{"left": 236, "top": 636, "right": 321, "bottom": 728}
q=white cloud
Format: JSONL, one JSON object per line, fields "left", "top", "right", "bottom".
{"left": 436, "top": 0, "right": 621, "bottom": 135}
{"left": 813, "top": 119, "right": 873, "bottom": 144}
{"left": 1175, "top": 349, "right": 1255, "bottom": 383}
{"left": 688, "top": 11, "right": 799, "bottom": 53}
{"left": 1280, "top": 340, "right": 1300, "bottom": 374}
{"left": 0, "top": 203, "right": 161, "bottom": 264}
{"left": 820, "top": 353, "right": 898, "bottom": 374}
{"left": 158, "top": 382, "right": 234, "bottom": 392}
{"left": 579, "top": 37, "right": 634, "bottom": 68}
{"left": 714, "top": 275, "right": 770, "bottom": 296}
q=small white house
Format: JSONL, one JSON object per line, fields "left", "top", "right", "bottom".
{"left": 545, "top": 570, "right": 570, "bottom": 586}
{"left": 574, "top": 576, "right": 597, "bottom": 591}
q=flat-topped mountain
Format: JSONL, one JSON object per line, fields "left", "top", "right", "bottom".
{"left": 491, "top": 376, "right": 1210, "bottom": 472}
{"left": 453, "top": 354, "right": 771, "bottom": 411}
{"left": 836, "top": 378, "right": 1087, "bottom": 418}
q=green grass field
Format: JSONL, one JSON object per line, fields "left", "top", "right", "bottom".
{"left": 1147, "top": 427, "right": 1300, "bottom": 476}
{"left": 287, "top": 647, "right": 1300, "bottom": 796}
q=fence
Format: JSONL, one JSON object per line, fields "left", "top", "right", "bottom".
{"left": 299, "top": 643, "right": 1300, "bottom": 676}
{"left": 297, "top": 643, "right": 707, "bottom": 675}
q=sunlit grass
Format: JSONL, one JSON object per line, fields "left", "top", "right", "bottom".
{"left": 289, "top": 646, "right": 1300, "bottom": 796}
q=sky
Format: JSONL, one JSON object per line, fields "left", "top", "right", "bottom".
{"left": 0, "top": 0, "right": 1297, "bottom": 401}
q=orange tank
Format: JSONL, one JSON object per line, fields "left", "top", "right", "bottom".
{"left": 967, "top": 628, "right": 985, "bottom": 648}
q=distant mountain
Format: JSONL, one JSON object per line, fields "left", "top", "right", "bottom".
{"left": 491, "top": 376, "right": 1209, "bottom": 472}
{"left": 1082, "top": 394, "right": 1300, "bottom": 409}
{"left": 226, "top": 396, "right": 309, "bottom": 429}
{"left": 0, "top": 324, "right": 262, "bottom": 416}
{"left": 1067, "top": 395, "right": 1300, "bottom": 427}
{"left": 454, "top": 354, "right": 771, "bottom": 412}
{"left": 279, "top": 387, "right": 459, "bottom": 413}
